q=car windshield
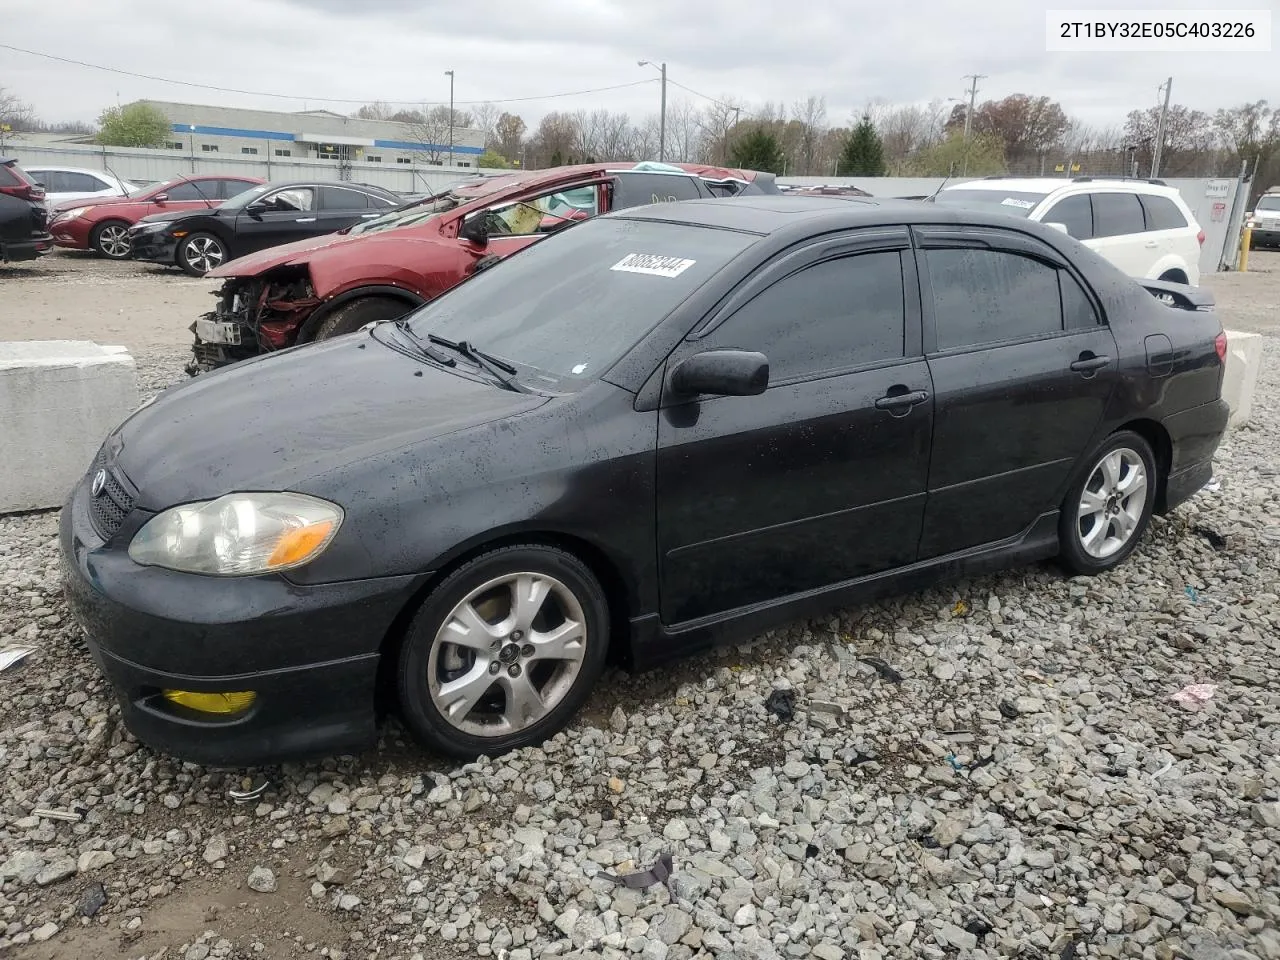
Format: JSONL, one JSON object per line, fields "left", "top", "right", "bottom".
{"left": 933, "top": 188, "right": 1050, "bottom": 216}
{"left": 218, "top": 184, "right": 273, "bottom": 210}
{"left": 346, "top": 193, "right": 466, "bottom": 235}
{"left": 402, "top": 217, "right": 759, "bottom": 387}
{"left": 1257, "top": 196, "right": 1280, "bottom": 212}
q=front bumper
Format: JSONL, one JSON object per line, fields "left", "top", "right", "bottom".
{"left": 1249, "top": 227, "right": 1280, "bottom": 247}
{"left": 129, "top": 230, "right": 179, "bottom": 264}
{"left": 50, "top": 218, "right": 90, "bottom": 250}
{"left": 59, "top": 463, "right": 421, "bottom": 767}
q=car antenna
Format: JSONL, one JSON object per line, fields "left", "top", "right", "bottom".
{"left": 925, "top": 163, "right": 956, "bottom": 203}
{"left": 101, "top": 158, "right": 129, "bottom": 197}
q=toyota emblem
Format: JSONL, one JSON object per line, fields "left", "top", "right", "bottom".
{"left": 91, "top": 469, "right": 108, "bottom": 498}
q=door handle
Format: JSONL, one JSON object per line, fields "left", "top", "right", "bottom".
{"left": 359, "top": 213, "right": 379, "bottom": 218}
{"left": 874, "top": 388, "right": 929, "bottom": 413}
{"left": 295, "top": 217, "right": 317, "bottom": 223}
{"left": 1070, "top": 354, "right": 1111, "bottom": 373}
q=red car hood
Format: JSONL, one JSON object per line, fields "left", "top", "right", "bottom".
{"left": 52, "top": 194, "right": 139, "bottom": 214}
{"left": 208, "top": 229, "right": 382, "bottom": 277}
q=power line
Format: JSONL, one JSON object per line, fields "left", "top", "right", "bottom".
{"left": 667, "top": 79, "right": 737, "bottom": 111}
{"left": 0, "top": 43, "right": 658, "bottom": 107}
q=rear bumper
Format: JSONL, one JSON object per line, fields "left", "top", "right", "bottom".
{"left": 59, "top": 468, "right": 421, "bottom": 767}
{"left": 1160, "top": 398, "right": 1229, "bottom": 512}
{"left": 0, "top": 234, "right": 53, "bottom": 261}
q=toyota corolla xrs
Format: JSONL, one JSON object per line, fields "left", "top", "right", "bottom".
{"left": 61, "top": 196, "right": 1228, "bottom": 766}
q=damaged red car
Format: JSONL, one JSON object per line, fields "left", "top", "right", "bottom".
{"left": 188, "top": 162, "right": 777, "bottom": 373}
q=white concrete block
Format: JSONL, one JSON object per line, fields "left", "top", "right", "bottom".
{"left": 0, "top": 340, "right": 139, "bottom": 514}
{"left": 1221, "top": 329, "right": 1262, "bottom": 430}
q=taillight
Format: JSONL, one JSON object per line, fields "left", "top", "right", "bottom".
{"left": 0, "top": 182, "right": 42, "bottom": 202}
{"left": 1196, "top": 229, "right": 1205, "bottom": 246}
{"left": 1215, "top": 332, "right": 1227, "bottom": 363}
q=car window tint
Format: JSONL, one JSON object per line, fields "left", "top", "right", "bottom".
{"left": 1139, "top": 194, "right": 1188, "bottom": 231}
{"left": 1060, "top": 271, "right": 1099, "bottom": 329}
{"left": 219, "top": 179, "right": 256, "bottom": 199}
{"left": 70, "top": 172, "right": 107, "bottom": 192}
{"left": 28, "top": 170, "right": 62, "bottom": 191}
{"left": 612, "top": 173, "right": 705, "bottom": 209}
{"left": 321, "top": 186, "right": 372, "bottom": 210}
{"left": 480, "top": 187, "right": 600, "bottom": 236}
{"left": 927, "top": 248, "right": 1063, "bottom": 350}
{"left": 705, "top": 251, "right": 905, "bottom": 381}
{"left": 165, "top": 181, "right": 217, "bottom": 201}
{"left": 1090, "top": 192, "right": 1145, "bottom": 238}
{"left": 0, "top": 164, "right": 21, "bottom": 187}
{"left": 1043, "top": 194, "right": 1093, "bottom": 240}
{"left": 265, "top": 187, "right": 315, "bottom": 212}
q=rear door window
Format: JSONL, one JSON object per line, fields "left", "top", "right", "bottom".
{"left": 1090, "top": 192, "right": 1146, "bottom": 238}
{"left": 321, "top": 186, "right": 372, "bottom": 210}
{"left": 1041, "top": 194, "right": 1094, "bottom": 240}
{"left": 1138, "top": 194, "right": 1188, "bottom": 231}
{"left": 926, "top": 248, "right": 1063, "bottom": 350}
{"left": 612, "top": 173, "right": 705, "bottom": 210}
{"left": 29, "top": 171, "right": 64, "bottom": 192}
{"left": 64, "top": 172, "right": 108, "bottom": 192}
{"left": 164, "top": 181, "right": 218, "bottom": 201}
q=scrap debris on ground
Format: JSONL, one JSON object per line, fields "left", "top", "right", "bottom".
{"left": 0, "top": 256, "right": 1277, "bottom": 959}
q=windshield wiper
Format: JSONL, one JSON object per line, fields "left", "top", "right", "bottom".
{"left": 427, "top": 333, "right": 532, "bottom": 393}
{"left": 392, "top": 319, "right": 456, "bottom": 367}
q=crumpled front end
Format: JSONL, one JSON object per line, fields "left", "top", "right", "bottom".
{"left": 187, "top": 270, "right": 320, "bottom": 375}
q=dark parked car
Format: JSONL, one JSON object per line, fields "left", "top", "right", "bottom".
{"left": 61, "top": 196, "right": 1228, "bottom": 766}
{"left": 0, "top": 157, "right": 52, "bottom": 262}
{"left": 129, "top": 180, "right": 401, "bottom": 276}
{"left": 188, "top": 162, "right": 777, "bottom": 373}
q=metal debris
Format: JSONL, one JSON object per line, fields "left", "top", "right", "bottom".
{"left": 0, "top": 647, "right": 35, "bottom": 672}
{"left": 998, "top": 700, "right": 1021, "bottom": 720}
{"left": 33, "top": 808, "right": 83, "bottom": 823}
{"left": 600, "top": 853, "right": 674, "bottom": 890}
{"left": 228, "top": 778, "right": 271, "bottom": 803}
{"left": 859, "top": 656, "right": 903, "bottom": 684}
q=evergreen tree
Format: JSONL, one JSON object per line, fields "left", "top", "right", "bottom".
{"left": 838, "top": 115, "right": 886, "bottom": 176}
{"left": 730, "top": 128, "right": 785, "bottom": 174}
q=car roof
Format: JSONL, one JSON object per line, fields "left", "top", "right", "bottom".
{"left": 22, "top": 165, "right": 121, "bottom": 175}
{"left": 946, "top": 177, "right": 1180, "bottom": 198}
{"left": 256, "top": 180, "right": 398, "bottom": 196}
{"left": 610, "top": 194, "right": 1077, "bottom": 237}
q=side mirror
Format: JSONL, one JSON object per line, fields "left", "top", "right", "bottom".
{"left": 1045, "top": 221, "right": 1070, "bottom": 235}
{"left": 670, "top": 349, "right": 769, "bottom": 398}
{"left": 245, "top": 201, "right": 268, "bottom": 217}
{"left": 459, "top": 216, "right": 489, "bottom": 246}
{"left": 154, "top": 193, "right": 168, "bottom": 204}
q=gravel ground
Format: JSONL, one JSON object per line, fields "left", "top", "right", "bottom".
{"left": 0, "top": 254, "right": 1278, "bottom": 960}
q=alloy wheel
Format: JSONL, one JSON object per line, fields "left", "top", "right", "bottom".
{"left": 98, "top": 224, "right": 130, "bottom": 258}
{"left": 1076, "top": 447, "right": 1149, "bottom": 559}
{"left": 427, "top": 572, "right": 587, "bottom": 737}
{"left": 184, "top": 236, "right": 225, "bottom": 274}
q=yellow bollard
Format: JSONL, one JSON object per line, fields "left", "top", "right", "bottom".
{"left": 1240, "top": 226, "right": 1252, "bottom": 272}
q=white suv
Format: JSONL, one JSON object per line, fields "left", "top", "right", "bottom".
{"left": 934, "top": 177, "right": 1205, "bottom": 285}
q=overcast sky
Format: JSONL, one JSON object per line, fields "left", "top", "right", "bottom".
{"left": 1, "top": 0, "right": 1274, "bottom": 132}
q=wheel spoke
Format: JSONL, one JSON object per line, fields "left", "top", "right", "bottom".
{"left": 443, "top": 601, "right": 504, "bottom": 651}
{"left": 1081, "top": 517, "right": 1107, "bottom": 552}
{"left": 1116, "top": 465, "right": 1146, "bottom": 501}
{"left": 1100, "top": 452, "right": 1121, "bottom": 491}
{"left": 1078, "top": 488, "right": 1107, "bottom": 519}
{"left": 510, "top": 575, "right": 553, "bottom": 632}
{"left": 436, "top": 662, "right": 497, "bottom": 722}
{"left": 529, "top": 618, "right": 586, "bottom": 662}
{"left": 499, "top": 672, "right": 546, "bottom": 729}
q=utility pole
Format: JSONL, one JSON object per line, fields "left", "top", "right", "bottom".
{"left": 726, "top": 105, "right": 742, "bottom": 163}
{"left": 1151, "top": 77, "right": 1172, "bottom": 178}
{"left": 444, "top": 69, "right": 455, "bottom": 168}
{"left": 961, "top": 74, "right": 987, "bottom": 177}
{"left": 638, "top": 60, "right": 668, "bottom": 161}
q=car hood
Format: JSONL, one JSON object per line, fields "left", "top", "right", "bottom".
{"left": 115, "top": 332, "right": 546, "bottom": 509}
{"left": 52, "top": 194, "right": 137, "bottom": 214}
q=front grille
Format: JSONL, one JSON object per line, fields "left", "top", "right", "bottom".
{"left": 87, "top": 448, "right": 136, "bottom": 542}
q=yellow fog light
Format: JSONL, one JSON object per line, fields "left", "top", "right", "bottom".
{"left": 163, "top": 690, "right": 256, "bottom": 714}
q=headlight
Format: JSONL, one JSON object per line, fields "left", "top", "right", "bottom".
{"left": 58, "top": 206, "right": 92, "bottom": 221}
{"left": 128, "top": 492, "right": 343, "bottom": 576}
{"left": 134, "top": 221, "right": 168, "bottom": 233}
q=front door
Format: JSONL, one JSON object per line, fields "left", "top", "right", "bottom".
{"left": 1083, "top": 190, "right": 1149, "bottom": 277}
{"left": 655, "top": 232, "right": 934, "bottom": 625}
{"left": 235, "top": 185, "right": 321, "bottom": 254}
{"left": 914, "top": 226, "right": 1119, "bottom": 558}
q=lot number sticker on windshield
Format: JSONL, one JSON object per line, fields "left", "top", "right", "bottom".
{"left": 610, "top": 253, "right": 696, "bottom": 278}
{"left": 1001, "top": 197, "right": 1036, "bottom": 209}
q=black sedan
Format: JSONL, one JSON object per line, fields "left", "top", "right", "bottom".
{"left": 61, "top": 196, "right": 1228, "bottom": 766}
{"left": 128, "top": 180, "right": 401, "bottom": 276}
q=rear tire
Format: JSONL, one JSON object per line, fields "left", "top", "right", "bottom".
{"left": 396, "top": 545, "right": 609, "bottom": 759}
{"left": 311, "top": 296, "right": 414, "bottom": 342}
{"left": 1058, "top": 430, "right": 1157, "bottom": 575}
{"left": 177, "top": 232, "right": 228, "bottom": 277}
{"left": 91, "top": 221, "right": 132, "bottom": 260}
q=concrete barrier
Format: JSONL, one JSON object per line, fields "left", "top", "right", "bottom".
{"left": 1222, "top": 329, "right": 1262, "bottom": 430}
{"left": 0, "top": 341, "right": 138, "bottom": 514}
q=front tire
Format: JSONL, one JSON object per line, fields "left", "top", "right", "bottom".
{"left": 310, "top": 296, "right": 413, "bottom": 342}
{"left": 91, "top": 221, "right": 132, "bottom": 260}
{"left": 177, "top": 232, "right": 227, "bottom": 277}
{"left": 396, "top": 545, "right": 609, "bottom": 759}
{"left": 1058, "top": 430, "right": 1157, "bottom": 575}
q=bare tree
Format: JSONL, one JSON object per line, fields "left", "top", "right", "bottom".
{"left": 527, "top": 111, "right": 580, "bottom": 167}
{"left": 698, "top": 96, "right": 743, "bottom": 164}
{"left": 792, "top": 95, "right": 827, "bottom": 174}
{"left": 470, "top": 102, "right": 501, "bottom": 150}
{"left": 0, "top": 86, "right": 36, "bottom": 132}
{"left": 596, "top": 111, "right": 633, "bottom": 160}
{"left": 664, "top": 99, "right": 704, "bottom": 163}
{"left": 354, "top": 101, "right": 393, "bottom": 121}
{"left": 403, "top": 106, "right": 469, "bottom": 164}
{"left": 628, "top": 115, "right": 661, "bottom": 160}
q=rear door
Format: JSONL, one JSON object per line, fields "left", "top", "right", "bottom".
{"left": 1084, "top": 191, "right": 1150, "bottom": 277}
{"left": 319, "top": 185, "right": 387, "bottom": 233}
{"left": 655, "top": 230, "right": 934, "bottom": 624}
{"left": 1138, "top": 192, "right": 1196, "bottom": 278}
{"left": 914, "top": 226, "right": 1118, "bottom": 558}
